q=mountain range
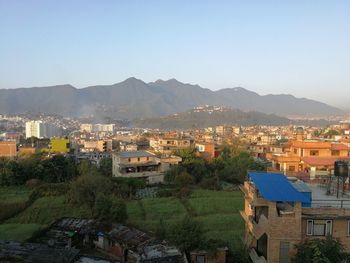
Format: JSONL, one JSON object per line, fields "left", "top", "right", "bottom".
{"left": 0, "top": 77, "right": 343, "bottom": 120}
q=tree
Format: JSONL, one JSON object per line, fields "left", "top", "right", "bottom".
{"left": 99, "top": 157, "right": 112, "bottom": 177}
{"left": 94, "top": 193, "right": 112, "bottom": 220}
{"left": 175, "top": 172, "right": 194, "bottom": 187}
{"left": 110, "top": 199, "right": 127, "bottom": 223}
{"left": 293, "top": 236, "right": 345, "bottom": 263}
{"left": 170, "top": 216, "right": 205, "bottom": 254}
{"left": 218, "top": 152, "right": 265, "bottom": 184}
{"left": 94, "top": 193, "right": 127, "bottom": 223}
{"left": 68, "top": 173, "right": 112, "bottom": 215}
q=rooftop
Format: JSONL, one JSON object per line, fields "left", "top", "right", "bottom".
{"left": 306, "top": 183, "right": 350, "bottom": 208}
{"left": 116, "top": 151, "right": 155, "bottom": 158}
{"left": 248, "top": 172, "right": 310, "bottom": 203}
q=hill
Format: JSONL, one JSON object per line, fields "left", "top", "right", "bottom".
{"left": 0, "top": 78, "right": 343, "bottom": 119}
{"left": 133, "top": 106, "right": 292, "bottom": 129}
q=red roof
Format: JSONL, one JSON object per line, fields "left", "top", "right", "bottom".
{"left": 302, "top": 156, "right": 350, "bottom": 166}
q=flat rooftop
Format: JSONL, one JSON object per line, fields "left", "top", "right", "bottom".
{"left": 116, "top": 151, "right": 155, "bottom": 158}
{"left": 306, "top": 183, "right": 350, "bottom": 208}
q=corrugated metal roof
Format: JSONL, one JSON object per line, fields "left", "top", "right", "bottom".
{"left": 248, "top": 172, "right": 311, "bottom": 202}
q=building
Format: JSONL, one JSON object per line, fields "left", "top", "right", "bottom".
{"left": 270, "top": 127, "right": 350, "bottom": 179}
{"left": 25, "top": 120, "right": 61, "bottom": 139}
{"left": 241, "top": 171, "right": 350, "bottom": 263}
{"left": 150, "top": 137, "right": 193, "bottom": 155}
{"left": 80, "top": 123, "right": 115, "bottom": 133}
{"left": 50, "top": 138, "right": 70, "bottom": 154}
{"left": 94, "top": 124, "right": 115, "bottom": 133}
{"left": 80, "top": 123, "right": 93, "bottom": 133}
{"left": 112, "top": 151, "right": 181, "bottom": 183}
{"left": 82, "top": 140, "right": 108, "bottom": 152}
{"left": 0, "top": 141, "right": 17, "bottom": 157}
{"left": 215, "top": 125, "right": 233, "bottom": 136}
{"left": 195, "top": 142, "right": 216, "bottom": 160}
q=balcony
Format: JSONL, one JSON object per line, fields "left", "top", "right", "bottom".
{"left": 252, "top": 214, "right": 268, "bottom": 239}
{"left": 240, "top": 211, "right": 268, "bottom": 240}
{"left": 249, "top": 248, "right": 267, "bottom": 263}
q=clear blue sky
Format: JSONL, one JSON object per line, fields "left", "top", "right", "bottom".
{"left": 1, "top": 1, "right": 349, "bottom": 107}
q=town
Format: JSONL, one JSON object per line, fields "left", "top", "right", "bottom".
{"left": 1, "top": 111, "right": 350, "bottom": 262}
{"left": 1, "top": 1, "right": 349, "bottom": 262}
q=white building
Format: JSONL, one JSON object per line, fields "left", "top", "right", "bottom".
{"left": 25, "top": 121, "right": 61, "bottom": 139}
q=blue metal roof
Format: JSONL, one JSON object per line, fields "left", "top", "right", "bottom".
{"left": 248, "top": 172, "right": 311, "bottom": 203}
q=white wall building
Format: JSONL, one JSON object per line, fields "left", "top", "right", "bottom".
{"left": 25, "top": 121, "right": 61, "bottom": 139}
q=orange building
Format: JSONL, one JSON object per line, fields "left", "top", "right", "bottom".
{"left": 195, "top": 142, "right": 215, "bottom": 160}
{"left": 0, "top": 141, "right": 17, "bottom": 157}
{"left": 270, "top": 127, "right": 350, "bottom": 179}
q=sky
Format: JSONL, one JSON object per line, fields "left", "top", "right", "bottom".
{"left": 0, "top": 1, "right": 349, "bottom": 108}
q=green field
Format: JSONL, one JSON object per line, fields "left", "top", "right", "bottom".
{"left": 0, "top": 223, "right": 43, "bottom": 241}
{"left": 0, "top": 186, "right": 31, "bottom": 204}
{"left": 0, "top": 187, "right": 244, "bottom": 247}
{"left": 126, "top": 189, "right": 244, "bottom": 247}
{"left": 0, "top": 187, "right": 90, "bottom": 241}
{"left": 6, "top": 196, "right": 91, "bottom": 225}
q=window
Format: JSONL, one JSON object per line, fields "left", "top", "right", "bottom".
{"left": 307, "top": 219, "right": 332, "bottom": 236}
{"left": 289, "top": 166, "right": 295, "bottom": 172}
{"left": 137, "top": 157, "right": 140, "bottom": 162}
{"left": 310, "top": 150, "right": 319, "bottom": 156}
{"left": 347, "top": 220, "right": 350, "bottom": 236}
{"left": 294, "top": 148, "right": 297, "bottom": 154}
{"left": 196, "top": 255, "right": 206, "bottom": 263}
{"left": 332, "top": 150, "right": 340, "bottom": 156}
{"left": 280, "top": 242, "right": 290, "bottom": 263}
{"left": 128, "top": 158, "right": 131, "bottom": 162}
{"left": 147, "top": 157, "right": 149, "bottom": 161}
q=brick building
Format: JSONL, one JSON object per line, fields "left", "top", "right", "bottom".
{"left": 0, "top": 141, "right": 17, "bottom": 157}
{"left": 241, "top": 171, "right": 350, "bottom": 263}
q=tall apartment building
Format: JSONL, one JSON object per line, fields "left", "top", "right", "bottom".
{"left": 241, "top": 171, "right": 350, "bottom": 263}
{"left": 25, "top": 121, "right": 61, "bottom": 139}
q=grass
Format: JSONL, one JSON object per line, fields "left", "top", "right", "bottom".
{"left": 126, "top": 189, "right": 244, "bottom": 246}
{"left": 0, "top": 223, "right": 43, "bottom": 241}
{"left": 0, "top": 186, "right": 31, "bottom": 204}
{"left": 7, "top": 195, "right": 90, "bottom": 225}
{"left": 0, "top": 187, "right": 244, "bottom": 247}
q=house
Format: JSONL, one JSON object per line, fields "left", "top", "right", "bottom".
{"left": 150, "top": 136, "right": 193, "bottom": 155}
{"left": 0, "top": 240, "right": 79, "bottom": 263}
{"left": 105, "top": 225, "right": 183, "bottom": 263}
{"left": 270, "top": 127, "right": 350, "bottom": 179}
{"left": 50, "top": 138, "right": 70, "bottom": 154}
{"left": 112, "top": 151, "right": 181, "bottom": 184}
{"left": 195, "top": 142, "right": 216, "bottom": 160}
{"left": 0, "top": 140, "right": 17, "bottom": 157}
{"left": 190, "top": 248, "right": 228, "bottom": 263}
{"left": 241, "top": 171, "right": 350, "bottom": 263}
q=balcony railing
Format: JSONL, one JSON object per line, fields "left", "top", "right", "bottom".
{"left": 311, "top": 199, "right": 350, "bottom": 208}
